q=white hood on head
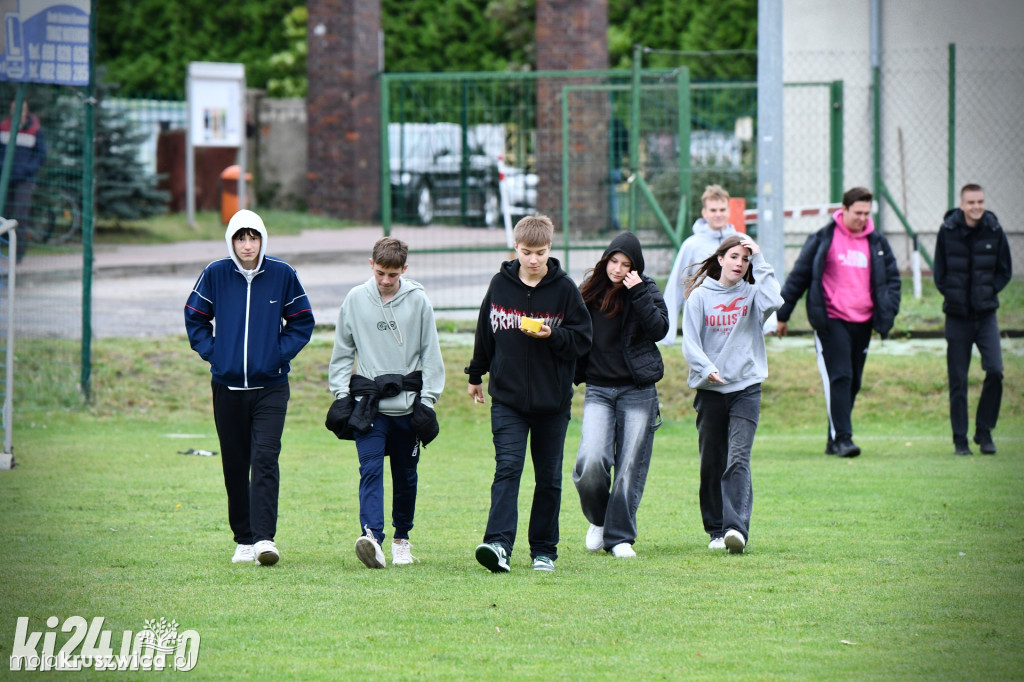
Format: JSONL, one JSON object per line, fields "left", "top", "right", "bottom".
{"left": 225, "top": 209, "right": 268, "bottom": 271}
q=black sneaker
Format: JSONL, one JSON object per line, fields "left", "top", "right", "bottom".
{"left": 835, "top": 439, "right": 861, "bottom": 458}
{"left": 475, "top": 542, "right": 510, "bottom": 573}
{"left": 974, "top": 431, "right": 996, "bottom": 455}
{"left": 954, "top": 439, "right": 973, "bottom": 456}
{"left": 825, "top": 439, "right": 839, "bottom": 455}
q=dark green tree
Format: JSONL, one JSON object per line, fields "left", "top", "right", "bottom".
{"left": 97, "top": 0, "right": 303, "bottom": 96}
{"left": 51, "top": 72, "right": 169, "bottom": 224}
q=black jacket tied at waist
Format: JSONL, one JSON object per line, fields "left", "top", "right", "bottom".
{"left": 325, "top": 371, "right": 439, "bottom": 446}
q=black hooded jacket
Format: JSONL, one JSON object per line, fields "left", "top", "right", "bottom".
{"left": 574, "top": 232, "right": 669, "bottom": 388}
{"left": 933, "top": 208, "right": 1012, "bottom": 319}
{"left": 465, "top": 256, "right": 592, "bottom": 414}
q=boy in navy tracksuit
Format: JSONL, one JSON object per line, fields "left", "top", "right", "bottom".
{"left": 185, "top": 209, "right": 314, "bottom": 566}
{"left": 466, "top": 215, "right": 592, "bottom": 573}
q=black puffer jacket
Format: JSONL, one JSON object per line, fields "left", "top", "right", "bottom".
{"left": 777, "top": 220, "right": 902, "bottom": 337}
{"left": 574, "top": 232, "right": 669, "bottom": 387}
{"left": 933, "top": 209, "right": 1012, "bottom": 318}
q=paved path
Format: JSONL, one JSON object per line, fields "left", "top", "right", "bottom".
{"left": 12, "top": 226, "right": 624, "bottom": 339}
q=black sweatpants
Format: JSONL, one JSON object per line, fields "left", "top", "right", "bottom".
{"left": 212, "top": 380, "right": 290, "bottom": 544}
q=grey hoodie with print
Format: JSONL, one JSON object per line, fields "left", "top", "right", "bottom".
{"left": 328, "top": 276, "right": 445, "bottom": 413}
{"left": 681, "top": 252, "right": 783, "bottom": 393}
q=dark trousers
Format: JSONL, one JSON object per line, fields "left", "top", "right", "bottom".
{"left": 353, "top": 412, "right": 420, "bottom": 544}
{"left": 211, "top": 380, "right": 290, "bottom": 544}
{"left": 694, "top": 385, "right": 761, "bottom": 542}
{"left": 484, "top": 402, "right": 570, "bottom": 561}
{"left": 945, "top": 313, "right": 1003, "bottom": 441}
{"left": 814, "top": 317, "right": 873, "bottom": 443}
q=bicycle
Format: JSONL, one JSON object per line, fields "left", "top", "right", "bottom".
{"left": 29, "top": 185, "right": 81, "bottom": 244}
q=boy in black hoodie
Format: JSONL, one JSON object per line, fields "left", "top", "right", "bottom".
{"left": 466, "top": 215, "right": 593, "bottom": 572}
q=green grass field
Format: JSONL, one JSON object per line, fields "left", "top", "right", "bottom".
{"left": 2, "top": 333, "right": 1022, "bottom": 679}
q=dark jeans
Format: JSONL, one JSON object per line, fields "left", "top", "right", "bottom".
{"left": 945, "top": 313, "right": 1003, "bottom": 441}
{"left": 353, "top": 412, "right": 419, "bottom": 544}
{"left": 484, "top": 402, "right": 570, "bottom": 561}
{"left": 573, "top": 383, "right": 660, "bottom": 548}
{"left": 694, "top": 384, "right": 761, "bottom": 542}
{"left": 212, "top": 380, "right": 290, "bottom": 544}
{"left": 814, "top": 317, "right": 873, "bottom": 443}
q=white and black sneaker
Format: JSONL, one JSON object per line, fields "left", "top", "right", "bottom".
{"left": 724, "top": 529, "right": 746, "bottom": 554}
{"left": 253, "top": 540, "right": 280, "bottom": 566}
{"left": 475, "top": 542, "right": 510, "bottom": 573}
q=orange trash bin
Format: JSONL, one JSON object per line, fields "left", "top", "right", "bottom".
{"left": 220, "top": 165, "right": 252, "bottom": 225}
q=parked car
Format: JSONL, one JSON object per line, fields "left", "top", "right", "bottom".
{"left": 388, "top": 123, "right": 534, "bottom": 227}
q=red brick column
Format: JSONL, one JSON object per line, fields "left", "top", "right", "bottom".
{"left": 536, "top": 0, "right": 610, "bottom": 235}
{"left": 306, "top": 0, "right": 381, "bottom": 221}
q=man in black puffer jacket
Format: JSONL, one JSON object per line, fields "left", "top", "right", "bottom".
{"left": 934, "top": 184, "right": 1012, "bottom": 456}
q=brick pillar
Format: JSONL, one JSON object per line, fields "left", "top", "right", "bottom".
{"left": 306, "top": 0, "right": 381, "bottom": 221}
{"left": 536, "top": 0, "right": 610, "bottom": 235}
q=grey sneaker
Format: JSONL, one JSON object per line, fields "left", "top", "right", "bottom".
{"left": 475, "top": 542, "right": 510, "bottom": 573}
{"left": 532, "top": 555, "right": 555, "bottom": 571}
{"left": 355, "top": 527, "right": 386, "bottom": 569}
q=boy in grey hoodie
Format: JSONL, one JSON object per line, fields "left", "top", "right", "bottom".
{"left": 661, "top": 185, "right": 739, "bottom": 345}
{"left": 682, "top": 235, "right": 783, "bottom": 554}
{"left": 328, "top": 238, "right": 445, "bottom": 568}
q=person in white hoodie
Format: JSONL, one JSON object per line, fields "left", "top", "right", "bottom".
{"left": 327, "top": 238, "right": 445, "bottom": 569}
{"left": 661, "top": 185, "right": 739, "bottom": 345}
{"left": 682, "top": 235, "right": 783, "bottom": 555}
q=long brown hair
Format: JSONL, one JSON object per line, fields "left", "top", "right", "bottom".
{"left": 580, "top": 253, "right": 627, "bottom": 317}
{"left": 683, "top": 235, "right": 754, "bottom": 298}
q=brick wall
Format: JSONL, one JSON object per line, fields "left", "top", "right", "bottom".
{"left": 306, "top": 0, "right": 381, "bottom": 221}
{"left": 536, "top": 0, "right": 611, "bottom": 234}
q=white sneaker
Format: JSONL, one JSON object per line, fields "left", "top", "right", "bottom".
{"left": 610, "top": 543, "right": 636, "bottom": 558}
{"left": 253, "top": 540, "right": 279, "bottom": 566}
{"left": 355, "top": 526, "right": 386, "bottom": 569}
{"left": 231, "top": 544, "right": 254, "bottom": 563}
{"left": 392, "top": 539, "right": 418, "bottom": 565}
{"left": 585, "top": 524, "right": 604, "bottom": 552}
{"left": 724, "top": 529, "right": 746, "bottom": 554}
{"left": 708, "top": 537, "right": 726, "bottom": 550}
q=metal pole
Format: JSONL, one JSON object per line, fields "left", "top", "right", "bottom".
{"left": 829, "top": 80, "right": 844, "bottom": 204}
{"left": 186, "top": 71, "right": 195, "bottom": 228}
{"left": 677, "top": 67, "right": 691, "bottom": 236}
{"left": 756, "top": 0, "right": 785, "bottom": 278}
{"left": 380, "top": 74, "right": 392, "bottom": 236}
{"left": 870, "top": 0, "right": 882, "bottom": 226}
{"left": 629, "top": 44, "right": 642, "bottom": 231}
{"left": 947, "top": 43, "right": 956, "bottom": 209}
{"left": 81, "top": 0, "right": 96, "bottom": 401}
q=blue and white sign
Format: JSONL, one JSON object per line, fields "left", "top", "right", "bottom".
{"left": 0, "top": 0, "right": 90, "bottom": 86}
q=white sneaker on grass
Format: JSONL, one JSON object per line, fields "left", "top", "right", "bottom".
{"left": 532, "top": 555, "right": 555, "bottom": 571}
{"left": 708, "top": 537, "right": 726, "bottom": 550}
{"left": 253, "top": 540, "right": 279, "bottom": 566}
{"left": 392, "top": 539, "right": 418, "bottom": 565}
{"left": 585, "top": 524, "right": 604, "bottom": 552}
{"left": 475, "top": 542, "right": 510, "bottom": 573}
{"left": 355, "top": 527, "right": 387, "bottom": 569}
{"left": 724, "top": 529, "right": 746, "bottom": 554}
{"left": 231, "top": 544, "right": 254, "bottom": 563}
{"left": 610, "top": 543, "right": 636, "bottom": 558}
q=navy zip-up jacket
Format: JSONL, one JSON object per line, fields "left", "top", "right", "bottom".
{"left": 185, "top": 211, "right": 314, "bottom": 388}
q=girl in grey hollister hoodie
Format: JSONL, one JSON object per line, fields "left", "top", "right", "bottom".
{"left": 681, "top": 234, "right": 783, "bottom": 555}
